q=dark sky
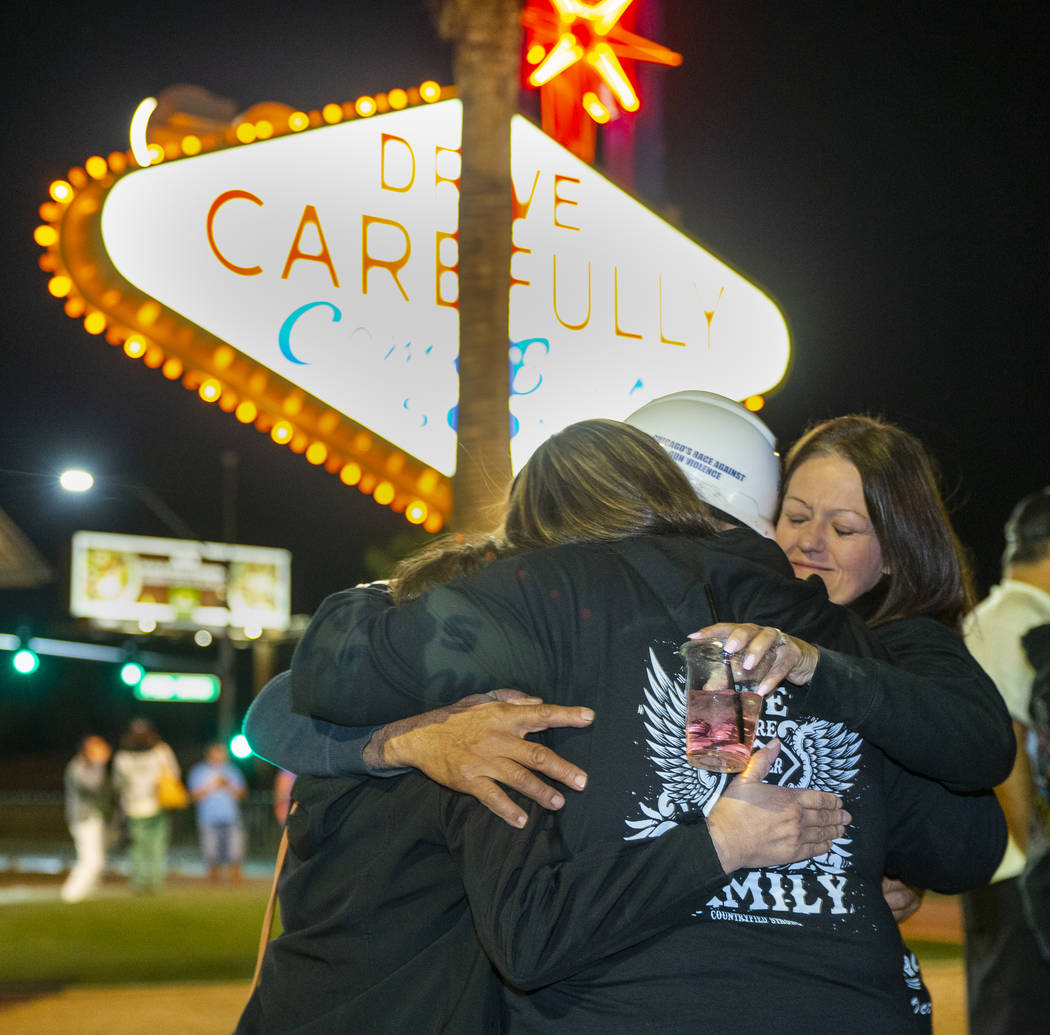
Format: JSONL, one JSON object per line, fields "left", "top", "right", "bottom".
{"left": 3, "top": 0, "right": 1048, "bottom": 633}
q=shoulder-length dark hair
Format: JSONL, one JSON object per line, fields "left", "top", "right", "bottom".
{"left": 779, "top": 415, "right": 975, "bottom": 629}
{"left": 503, "top": 419, "right": 719, "bottom": 550}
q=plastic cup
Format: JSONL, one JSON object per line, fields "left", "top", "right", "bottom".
{"left": 681, "top": 638, "right": 764, "bottom": 773}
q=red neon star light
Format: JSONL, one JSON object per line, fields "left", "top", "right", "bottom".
{"left": 522, "top": 0, "right": 681, "bottom": 160}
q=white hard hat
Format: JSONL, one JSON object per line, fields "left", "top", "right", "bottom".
{"left": 626, "top": 391, "right": 779, "bottom": 536}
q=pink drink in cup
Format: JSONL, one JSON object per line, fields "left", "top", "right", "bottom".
{"left": 681, "top": 638, "right": 764, "bottom": 773}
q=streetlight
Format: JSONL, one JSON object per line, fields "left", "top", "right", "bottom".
{"left": 59, "top": 469, "right": 94, "bottom": 493}
{"left": 59, "top": 468, "right": 200, "bottom": 541}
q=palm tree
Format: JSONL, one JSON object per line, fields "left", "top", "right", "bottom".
{"left": 429, "top": 0, "right": 523, "bottom": 533}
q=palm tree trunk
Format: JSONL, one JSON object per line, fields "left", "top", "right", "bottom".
{"left": 432, "top": 0, "right": 522, "bottom": 533}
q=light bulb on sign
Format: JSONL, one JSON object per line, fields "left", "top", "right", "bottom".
{"left": 129, "top": 97, "right": 158, "bottom": 167}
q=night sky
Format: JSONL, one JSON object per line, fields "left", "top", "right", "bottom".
{"left": 2, "top": 2, "right": 1048, "bottom": 755}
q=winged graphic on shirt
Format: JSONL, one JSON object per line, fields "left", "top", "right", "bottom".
{"left": 624, "top": 648, "right": 860, "bottom": 875}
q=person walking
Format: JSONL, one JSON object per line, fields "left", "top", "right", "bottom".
{"left": 112, "top": 718, "right": 180, "bottom": 894}
{"left": 60, "top": 734, "right": 112, "bottom": 903}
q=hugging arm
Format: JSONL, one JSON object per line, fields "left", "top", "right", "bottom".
{"left": 276, "top": 580, "right": 593, "bottom": 824}
{"left": 243, "top": 671, "right": 393, "bottom": 778}
{"left": 290, "top": 580, "right": 550, "bottom": 725}
{"left": 247, "top": 668, "right": 593, "bottom": 825}
{"left": 693, "top": 616, "right": 1014, "bottom": 791}
{"left": 810, "top": 617, "right": 1014, "bottom": 791}
{"left": 882, "top": 760, "right": 1006, "bottom": 893}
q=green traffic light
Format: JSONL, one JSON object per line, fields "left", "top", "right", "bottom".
{"left": 229, "top": 733, "right": 253, "bottom": 759}
{"left": 12, "top": 648, "right": 39, "bottom": 674}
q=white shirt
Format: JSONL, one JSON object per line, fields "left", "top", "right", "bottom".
{"left": 113, "top": 742, "right": 180, "bottom": 819}
{"left": 965, "top": 579, "right": 1050, "bottom": 726}
{"left": 964, "top": 578, "right": 1050, "bottom": 880}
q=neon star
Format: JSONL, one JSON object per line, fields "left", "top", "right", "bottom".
{"left": 523, "top": 0, "right": 682, "bottom": 122}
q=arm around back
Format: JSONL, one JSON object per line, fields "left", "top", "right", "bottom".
{"left": 804, "top": 616, "right": 1014, "bottom": 791}
{"left": 244, "top": 671, "right": 384, "bottom": 778}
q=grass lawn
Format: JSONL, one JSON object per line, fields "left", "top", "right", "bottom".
{"left": 0, "top": 875, "right": 964, "bottom": 991}
{"left": 908, "top": 939, "right": 964, "bottom": 964}
{"left": 0, "top": 880, "right": 277, "bottom": 985}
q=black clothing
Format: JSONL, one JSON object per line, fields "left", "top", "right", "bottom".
{"left": 961, "top": 876, "right": 1050, "bottom": 1034}
{"left": 240, "top": 768, "right": 737, "bottom": 1034}
{"left": 247, "top": 611, "right": 1011, "bottom": 793}
{"left": 1020, "top": 623, "right": 1050, "bottom": 963}
{"left": 808, "top": 614, "right": 1012, "bottom": 791}
{"left": 238, "top": 775, "right": 499, "bottom": 1034}
{"left": 285, "top": 532, "right": 1004, "bottom": 1032}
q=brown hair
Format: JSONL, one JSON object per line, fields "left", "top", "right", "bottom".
{"left": 120, "top": 717, "right": 160, "bottom": 751}
{"left": 388, "top": 420, "right": 717, "bottom": 601}
{"left": 502, "top": 419, "right": 718, "bottom": 550}
{"left": 391, "top": 534, "right": 508, "bottom": 604}
{"left": 779, "top": 415, "right": 974, "bottom": 628}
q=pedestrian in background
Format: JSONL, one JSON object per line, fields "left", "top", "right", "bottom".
{"left": 962, "top": 486, "right": 1050, "bottom": 1033}
{"left": 273, "top": 768, "right": 296, "bottom": 826}
{"left": 112, "top": 718, "right": 179, "bottom": 894}
{"left": 188, "top": 742, "right": 247, "bottom": 885}
{"left": 60, "top": 734, "right": 112, "bottom": 903}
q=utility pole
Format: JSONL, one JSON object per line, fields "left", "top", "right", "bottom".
{"left": 217, "top": 450, "right": 239, "bottom": 740}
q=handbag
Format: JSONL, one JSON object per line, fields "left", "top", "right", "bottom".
{"left": 158, "top": 768, "right": 190, "bottom": 810}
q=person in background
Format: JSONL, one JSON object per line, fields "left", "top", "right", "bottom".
{"left": 272, "top": 768, "right": 296, "bottom": 826}
{"left": 112, "top": 718, "right": 179, "bottom": 894}
{"left": 188, "top": 742, "right": 247, "bottom": 885}
{"left": 961, "top": 486, "right": 1050, "bottom": 1034}
{"left": 1019, "top": 622, "right": 1050, "bottom": 963}
{"left": 60, "top": 734, "right": 112, "bottom": 903}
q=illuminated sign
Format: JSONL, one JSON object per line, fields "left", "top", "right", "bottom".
{"left": 135, "top": 672, "right": 221, "bottom": 703}
{"left": 522, "top": 0, "right": 682, "bottom": 125}
{"left": 70, "top": 530, "right": 291, "bottom": 631}
{"left": 98, "top": 100, "right": 789, "bottom": 476}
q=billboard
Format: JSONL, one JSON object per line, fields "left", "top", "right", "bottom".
{"left": 70, "top": 530, "right": 291, "bottom": 631}
{"left": 98, "top": 100, "right": 789, "bottom": 476}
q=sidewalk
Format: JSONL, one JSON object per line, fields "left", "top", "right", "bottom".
{"left": 0, "top": 981, "right": 252, "bottom": 1034}
{"left": 0, "top": 964, "right": 970, "bottom": 1035}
